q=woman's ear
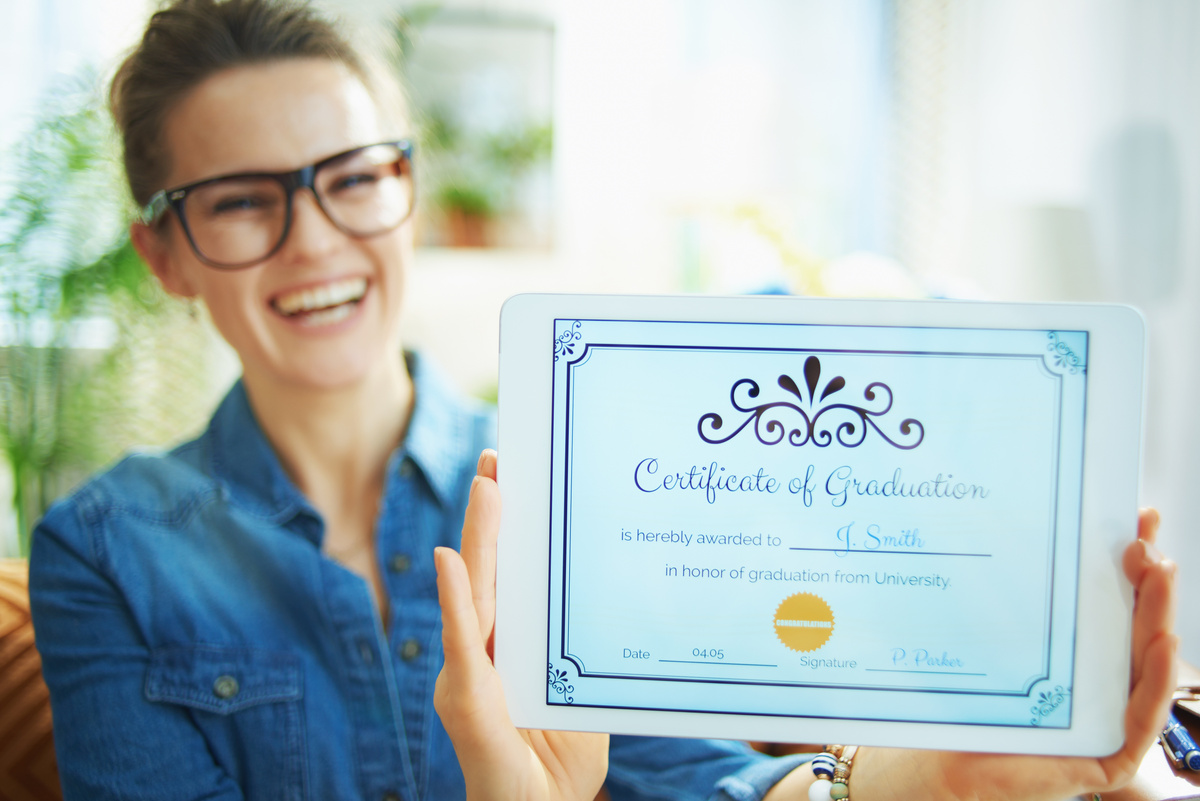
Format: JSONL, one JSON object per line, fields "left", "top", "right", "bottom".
{"left": 130, "top": 221, "right": 197, "bottom": 299}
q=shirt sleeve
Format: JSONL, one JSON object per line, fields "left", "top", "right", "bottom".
{"left": 606, "top": 734, "right": 811, "bottom": 801}
{"left": 29, "top": 495, "right": 245, "bottom": 801}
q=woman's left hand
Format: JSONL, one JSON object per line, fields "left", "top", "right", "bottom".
{"left": 929, "top": 507, "right": 1178, "bottom": 800}
{"left": 768, "top": 508, "right": 1179, "bottom": 801}
{"left": 433, "top": 449, "right": 609, "bottom": 801}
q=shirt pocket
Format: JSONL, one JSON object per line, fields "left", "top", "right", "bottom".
{"left": 146, "top": 645, "right": 307, "bottom": 801}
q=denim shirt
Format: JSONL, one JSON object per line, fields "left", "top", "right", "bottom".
{"left": 30, "top": 353, "right": 807, "bottom": 801}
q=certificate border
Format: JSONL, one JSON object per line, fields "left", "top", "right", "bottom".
{"left": 545, "top": 320, "right": 1087, "bottom": 723}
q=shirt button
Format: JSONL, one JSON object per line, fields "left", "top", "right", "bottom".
{"left": 213, "top": 675, "right": 239, "bottom": 699}
{"left": 383, "top": 793, "right": 402, "bottom": 801}
{"left": 358, "top": 640, "right": 375, "bottom": 665}
{"left": 399, "top": 639, "right": 421, "bottom": 661}
{"left": 388, "top": 553, "right": 412, "bottom": 573}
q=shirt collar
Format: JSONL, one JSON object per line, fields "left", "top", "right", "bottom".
{"left": 205, "top": 352, "right": 472, "bottom": 519}
{"left": 206, "top": 380, "right": 310, "bottom": 523}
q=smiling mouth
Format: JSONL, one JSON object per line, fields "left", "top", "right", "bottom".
{"left": 271, "top": 277, "right": 368, "bottom": 326}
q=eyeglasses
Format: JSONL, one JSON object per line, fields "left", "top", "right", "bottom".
{"left": 141, "top": 140, "right": 415, "bottom": 269}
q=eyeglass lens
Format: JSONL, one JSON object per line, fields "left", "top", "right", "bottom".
{"left": 182, "top": 144, "right": 413, "bottom": 267}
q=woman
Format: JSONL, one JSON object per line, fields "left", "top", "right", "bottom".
{"left": 29, "top": 0, "right": 1177, "bottom": 799}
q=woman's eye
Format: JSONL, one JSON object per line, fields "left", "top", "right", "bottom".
{"left": 330, "top": 172, "right": 379, "bottom": 192}
{"left": 212, "top": 195, "right": 269, "bottom": 214}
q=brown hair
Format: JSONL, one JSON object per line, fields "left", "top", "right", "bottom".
{"left": 112, "top": 0, "right": 399, "bottom": 207}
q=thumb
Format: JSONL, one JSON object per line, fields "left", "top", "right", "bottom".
{"left": 434, "top": 546, "right": 495, "bottom": 690}
{"left": 433, "top": 546, "right": 528, "bottom": 798}
{"left": 461, "top": 468, "right": 501, "bottom": 652}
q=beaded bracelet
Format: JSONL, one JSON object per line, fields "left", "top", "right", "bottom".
{"left": 809, "top": 744, "right": 858, "bottom": 801}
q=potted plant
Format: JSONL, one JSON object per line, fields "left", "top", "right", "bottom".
{"left": 0, "top": 75, "right": 160, "bottom": 556}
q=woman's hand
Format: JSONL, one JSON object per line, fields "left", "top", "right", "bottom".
{"left": 434, "top": 449, "right": 609, "bottom": 801}
{"left": 928, "top": 507, "right": 1178, "bottom": 801}
{"left": 767, "top": 508, "right": 1179, "bottom": 801}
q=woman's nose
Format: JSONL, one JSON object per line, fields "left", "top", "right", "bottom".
{"left": 284, "top": 188, "right": 345, "bottom": 258}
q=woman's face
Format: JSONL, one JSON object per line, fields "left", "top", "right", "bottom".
{"left": 139, "top": 58, "right": 410, "bottom": 392}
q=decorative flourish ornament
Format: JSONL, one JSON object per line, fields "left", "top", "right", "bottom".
{"left": 1046, "top": 332, "right": 1084, "bottom": 374}
{"left": 699, "top": 356, "right": 924, "bottom": 450}
{"left": 1030, "top": 684, "right": 1070, "bottom": 726}
{"left": 553, "top": 321, "right": 582, "bottom": 361}
{"left": 547, "top": 662, "right": 576, "bottom": 704}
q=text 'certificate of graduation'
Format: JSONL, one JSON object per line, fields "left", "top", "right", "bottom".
{"left": 545, "top": 318, "right": 1087, "bottom": 729}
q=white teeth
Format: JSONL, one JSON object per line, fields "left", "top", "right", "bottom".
{"left": 274, "top": 278, "right": 367, "bottom": 316}
{"left": 293, "top": 301, "right": 356, "bottom": 327}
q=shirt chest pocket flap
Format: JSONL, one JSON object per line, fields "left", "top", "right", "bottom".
{"left": 144, "top": 645, "right": 307, "bottom": 799}
{"left": 145, "top": 645, "right": 302, "bottom": 714}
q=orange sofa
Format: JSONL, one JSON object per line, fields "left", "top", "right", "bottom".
{"left": 0, "top": 559, "right": 61, "bottom": 801}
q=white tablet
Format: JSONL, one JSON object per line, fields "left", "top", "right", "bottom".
{"left": 494, "top": 293, "right": 1145, "bottom": 756}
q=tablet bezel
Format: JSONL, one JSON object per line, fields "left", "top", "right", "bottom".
{"left": 494, "top": 293, "right": 1144, "bottom": 756}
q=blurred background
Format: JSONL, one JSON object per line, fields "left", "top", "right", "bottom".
{"left": 1, "top": 0, "right": 1197, "bottom": 659}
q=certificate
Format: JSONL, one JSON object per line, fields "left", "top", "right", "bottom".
{"left": 496, "top": 295, "right": 1143, "bottom": 755}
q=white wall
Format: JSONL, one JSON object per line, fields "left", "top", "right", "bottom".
{"left": 920, "top": 0, "right": 1200, "bottom": 659}
{"left": 0, "top": 0, "right": 149, "bottom": 157}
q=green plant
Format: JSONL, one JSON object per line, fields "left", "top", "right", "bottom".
{"left": 434, "top": 181, "right": 496, "bottom": 218}
{"left": 484, "top": 122, "right": 553, "bottom": 173}
{"left": 0, "top": 73, "right": 159, "bottom": 556}
{"left": 392, "top": 8, "right": 554, "bottom": 245}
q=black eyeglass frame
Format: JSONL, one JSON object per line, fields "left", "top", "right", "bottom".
{"left": 140, "top": 139, "right": 415, "bottom": 269}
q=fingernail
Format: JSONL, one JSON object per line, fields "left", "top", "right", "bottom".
{"left": 1142, "top": 540, "right": 1164, "bottom": 564}
{"left": 477, "top": 450, "right": 487, "bottom": 473}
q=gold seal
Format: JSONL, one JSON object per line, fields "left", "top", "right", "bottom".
{"left": 773, "top": 592, "right": 834, "bottom": 652}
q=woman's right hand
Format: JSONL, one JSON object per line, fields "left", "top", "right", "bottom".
{"left": 434, "top": 449, "right": 609, "bottom": 801}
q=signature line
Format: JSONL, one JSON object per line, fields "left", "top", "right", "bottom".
{"left": 865, "top": 668, "right": 988, "bottom": 676}
{"left": 659, "top": 659, "right": 777, "bottom": 667}
{"left": 790, "top": 547, "right": 992, "bottom": 557}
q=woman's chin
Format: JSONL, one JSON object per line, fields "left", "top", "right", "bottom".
{"left": 291, "top": 354, "right": 389, "bottom": 393}
{"left": 239, "top": 342, "right": 394, "bottom": 395}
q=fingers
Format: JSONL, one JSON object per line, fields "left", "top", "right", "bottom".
{"left": 478, "top": 448, "right": 498, "bottom": 482}
{"left": 1128, "top": 560, "right": 1177, "bottom": 691}
{"left": 1122, "top": 515, "right": 1176, "bottom": 683}
{"left": 434, "top": 546, "right": 494, "bottom": 688}
{"left": 1137, "top": 507, "right": 1161, "bottom": 545}
{"left": 461, "top": 450, "right": 501, "bottom": 653}
{"left": 1122, "top": 509, "right": 1163, "bottom": 589}
{"left": 1122, "top": 539, "right": 1166, "bottom": 588}
{"left": 1106, "top": 630, "right": 1178, "bottom": 787}
{"left": 1094, "top": 506, "right": 1179, "bottom": 789}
